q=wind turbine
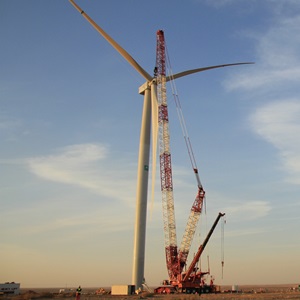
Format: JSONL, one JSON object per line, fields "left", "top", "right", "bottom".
{"left": 69, "top": 0, "right": 253, "bottom": 291}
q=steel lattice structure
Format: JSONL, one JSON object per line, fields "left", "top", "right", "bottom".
{"left": 156, "top": 30, "right": 180, "bottom": 280}
{"left": 156, "top": 30, "right": 207, "bottom": 282}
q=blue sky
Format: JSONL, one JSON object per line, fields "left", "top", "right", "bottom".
{"left": 1, "top": 0, "right": 300, "bottom": 288}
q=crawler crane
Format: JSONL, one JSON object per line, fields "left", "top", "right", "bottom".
{"left": 154, "top": 30, "right": 225, "bottom": 294}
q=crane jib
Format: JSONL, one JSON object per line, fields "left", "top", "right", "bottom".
{"left": 182, "top": 212, "right": 225, "bottom": 283}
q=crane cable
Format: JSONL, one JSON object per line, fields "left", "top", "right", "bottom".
{"left": 221, "top": 216, "right": 226, "bottom": 279}
{"left": 165, "top": 44, "right": 205, "bottom": 197}
{"left": 165, "top": 47, "right": 199, "bottom": 174}
{"left": 165, "top": 41, "right": 210, "bottom": 257}
{"left": 165, "top": 40, "right": 208, "bottom": 235}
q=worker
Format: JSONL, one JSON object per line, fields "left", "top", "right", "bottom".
{"left": 76, "top": 286, "right": 82, "bottom": 300}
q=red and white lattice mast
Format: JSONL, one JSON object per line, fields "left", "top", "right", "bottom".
{"left": 155, "top": 30, "right": 205, "bottom": 283}
{"left": 155, "top": 30, "right": 180, "bottom": 280}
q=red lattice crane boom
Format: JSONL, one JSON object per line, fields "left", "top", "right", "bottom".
{"left": 155, "top": 30, "right": 179, "bottom": 280}
{"left": 155, "top": 30, "right": 205, "bottom": 282}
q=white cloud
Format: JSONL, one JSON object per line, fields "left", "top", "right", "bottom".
{"left": 204, "top": 0, "right": 300, "bottom": 15}
{"left": 27, "top": 143, "right": 136, "bottom": 202}
{"left": 1, "top": 143, "right": 138, "bottom": 238}
{"left": 225, "top": 200, "right": 271, "bottom": 221}
{"left": 250, "top": 101, "right": 300, "bottom": 148}
{"left": 28, "top": 143, "right": 106, "bottom": 185}
{"left": 226, "top": 67, "right": 300, "bottom": 91}
{"left": 225, "top": 14, "right": 300, "bottom": 91}
{"left": 4, "top": 210, "right": 134, "bottom": 238}
{"left": 250, "top": 100, "right": 300, "bottom": 184}
{"left": 222, "top": 8, "right": 300, "bottom": 186}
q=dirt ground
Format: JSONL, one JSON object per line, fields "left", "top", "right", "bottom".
{"left": 6, "top": 292, "right": 300, "bottom": 300}
{"left": 4, "top": 285, "right": 300, "bottom": 300}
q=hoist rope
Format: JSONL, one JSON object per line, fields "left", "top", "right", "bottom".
{"left": 221, "top": 217, "right": 225, "bottom": 279}
{"left": 165, "top": 42, "right": 212, "bottom": 267}
{"left": 165, "top": 44, "right": 201, "bottom": 181}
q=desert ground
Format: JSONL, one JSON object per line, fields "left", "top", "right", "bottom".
{"left": 3, "top": 284, "right": 300, "bottom": 300}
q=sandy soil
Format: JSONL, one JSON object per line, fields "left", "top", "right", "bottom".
{"left": 4, "top": 285, "right": 300, "bottom": 300}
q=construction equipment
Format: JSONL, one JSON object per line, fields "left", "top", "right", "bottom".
{"left": 154, "top": 30, "right": 225, "bottom": 294}
{"left": 69, "top": 2, "right": 251, "bottom": 291}
{"left": 155, "top": 213, "right": 225, "bottom": 294}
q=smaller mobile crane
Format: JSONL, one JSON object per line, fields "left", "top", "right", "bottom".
{"left": 155, "top": 212, "right": 225, "bottom": 294}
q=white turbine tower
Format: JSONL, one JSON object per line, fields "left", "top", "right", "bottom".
{"left": 69, "top": 0, "right": 252, "bottom": 291}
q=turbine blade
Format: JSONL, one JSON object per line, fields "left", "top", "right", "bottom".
{"left": 150, "top": 84, "right": 159, "bottom": 218}
{"left": 69, "top": 0, "right": 152, "bottom": 82}
{"left": 167, "top": 62, "right": 254, "bottom": 81}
